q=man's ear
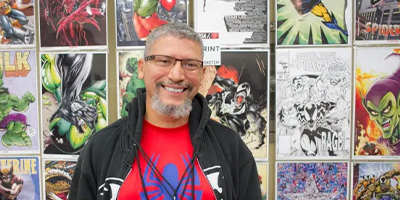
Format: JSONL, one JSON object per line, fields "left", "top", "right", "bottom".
{"left": 138, "top": 58, "right": 145, "bottom": 79}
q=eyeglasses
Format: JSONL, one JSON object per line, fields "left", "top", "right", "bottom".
{"left": 145, "top": 55, "right": 203, "bottom": 73}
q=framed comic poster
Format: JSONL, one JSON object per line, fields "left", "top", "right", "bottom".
{"left": 39, "top": 0, "right": 107, "bottom": 48}
{"left": 0, "top": 156, "right": 41, "bottom": 200}
{"left": 276, "top": 161, "right": 349, "bottom": 200}
{"left": 275, "top": 48, "right": 351, "bottom": 160}
{"left": 0, "top": 0, "right": 34, "bottom": 46}
{"left": 257, "top": 162, "right": 268, "bottom": 200}
{"left": 117, "top": 50, "right": 145, "bottom": 118}
{"left": 116, "top": 0, "right": 188, "bottom": 47}
{"left": 205, "top": 50, "right": 269, "bottom": 159}
{"left": 354, "top": 47, "right": 400, "bottom": 159}
{"left": 355, "top": 0, "right": 400, "bottom": 44}
{"left": 352, "top": 162, "right": 400, "bottom": 200}
{"left": 43, "top": 158, "right": 77, "bottom": 200}
{"left": 41, "top": 52, "right": 108, "bottom": 156}
{"left": 276, "top": 0, "right": 352, "bottom": 46}
{"left": 194, "top": 0, "right": 269, "bottom": 47}
{"left": 0, "top": 50, "right": 39, "bottom": 154}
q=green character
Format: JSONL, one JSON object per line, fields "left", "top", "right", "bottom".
{"left": 120, "top": 57, "right": 145, "bottom": 117}
{"left": 0, "top": 66, "right": 35, "bottom": 147}
{"left": 42, "top": 54, "right": 107, "bottom": 153}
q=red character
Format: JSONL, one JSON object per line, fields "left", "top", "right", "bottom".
{"left": 0, "top": 165, "right": 23, "bottom": 200}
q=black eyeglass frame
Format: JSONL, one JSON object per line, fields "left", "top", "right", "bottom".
{"left": 144, "top": 55, "right": 204, "bottom": 68}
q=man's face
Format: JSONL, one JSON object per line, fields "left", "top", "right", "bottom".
{"left": 138, "top": 36, "right": 204, "bottom": 114}
{"left": 290, "top": 0, "right": 303, "bottom": 14}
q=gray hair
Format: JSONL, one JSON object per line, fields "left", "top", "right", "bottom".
{"left": 144, "top": 22, "right": 204, "bottom": 58}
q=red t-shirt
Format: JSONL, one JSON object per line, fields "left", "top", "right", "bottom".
{"left": 118, "top": 120, "right": 216, "bottom": 200}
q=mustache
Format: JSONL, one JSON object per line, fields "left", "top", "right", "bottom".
{"left": 156, "top": 80, "right": 193, "bottom": 92}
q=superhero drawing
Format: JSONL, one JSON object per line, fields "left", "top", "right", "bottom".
{"left": 39, "top": 0, "right": 107, "bottom": 47}
{"left": 0, "top": 0, "right": 34, "bottom": 45}
{"left": 0, "top": 157, "right": 40, "bottom": 200}
{"left": 116, "top": 0, "right": 187, "bottom": 47}
{"left": 355, "top": 0, "right": 400, "bottom": 43}
{"left": 0, "top": 50, "right": 39, "bottom": 154}
{"left": 354, "top": 48, "right": 400, "bottom": 157}
{"left": 276, "top": 48, "right": 351, "bottom": 159}
{"left": 256, "top": 163, "right": 268, "bottom": 200}
{"left": 41, "top": 53, "right": 107, "bottom": 155}
{"left": 276, "top": 0, "right": 351, "bottom": 45}
{"left": 277, "top": 162, "right": 348, "bottom": 200}
{"left": 195, "top": 0, "right": 268, "bottom": 47}
{"left": 43, "top": 159, "right": 76, "bottom": 200}
{"left": 206, "top": 50, "right": 269, "bottom": 159}
{"left": 353, "top": 162, "right": 400, "bottom": 200}
{"left": 118, "top": 51, "right": 145, "bottom": 118}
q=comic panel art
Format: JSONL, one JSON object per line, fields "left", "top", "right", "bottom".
{"left": 39, "top": 0, "right": 107, "bottom": 48}
{"left": 0, "top": 156, "right": 41, "bottom": 200}
{"left": 206, "top": 50, "right": 269, "bottom": 159}
{"left": 257, "top": 162, "right": 268, "bottom": 200}
{"left": 276, "top": 0, "right": 351, "bottom": 46}
{"left": 0, "top": 0, "right": 34, "bottom": 46}
{"left": 354, "top": 47, "right": 400, "bottom": 158}
{"left": 43, "top": 159, "right": 76, "bottom": 200}
{"left": 275, "top": 48, "right": 351, "bottom": 160}
{"left": 118, "top": 50, "right": 145, "bottom": 118}
{"left": 0, "top": 50, "right": 39, "bottom": 154}
{"left": 41, "top": 52, "right": 107, "bottom": 156}
{"left": 276, "top": 162, "right": 349, "bottom": 200}
{"left": 355, "top": 0, "right": 400, "bottom": 44}
{"left": 116, "top": 0, "right": 188, "bottom": 47}
{"left": 194, "top": 0, "right": 269, "bottom": 47}
{"left": 352, "top": 162, "right": 400, "bottom": 200}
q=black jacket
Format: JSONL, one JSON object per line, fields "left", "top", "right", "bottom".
{"left": 69, "top": 88, "right": 262, "bottom": 200}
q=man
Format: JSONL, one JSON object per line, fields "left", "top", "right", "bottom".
{"left": 69, "top": 22, "right": 262, "bottom": 200}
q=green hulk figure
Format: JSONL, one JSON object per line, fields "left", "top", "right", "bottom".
{"left": 0, "top": 67, "right": 35, "bottom": 148}
{"left": 41, "top": 54, "right": 107, "bottom": 154}
{"left": 120, "top": 57, "right": 145, "bottom": 117}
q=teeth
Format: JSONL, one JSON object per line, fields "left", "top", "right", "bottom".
{"left": 383, "top": 119, "right": 391, "bottom": 129}
{"left": 165, "top": 87, "right": 184, "bottom": 93}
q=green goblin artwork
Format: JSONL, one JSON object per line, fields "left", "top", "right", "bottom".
{"left": 0, "top": 67, "right": 34, "bottom": 148}
{"left": 120, "top": 57, "right": 144, "bottom": 117}
{"left": 41, "top": 53, "right": 107, "bottom": 154}
{"left": 362, "top": 53, "right": 400, "bottom": 155}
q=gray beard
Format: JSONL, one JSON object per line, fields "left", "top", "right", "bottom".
{"left": 151, "top": 93, "right": 193, "bottom": 118}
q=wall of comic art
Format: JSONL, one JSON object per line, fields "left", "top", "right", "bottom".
{"left": 0, "top": 0, "right": 398, "bottom": 199}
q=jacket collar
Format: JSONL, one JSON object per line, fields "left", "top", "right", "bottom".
{"left": 126, "top": 88, "right": 211, "bottom": 148}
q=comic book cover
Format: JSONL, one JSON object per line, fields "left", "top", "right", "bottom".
{"left": 0, "top": 156, "right": 41, "bottom": 200}
{"left": 355, "top": 0, "right": 400, "bottom": 44}
{"left": 352, "top": 162, "right": 400, "bottom": 200}
{"left": 116, "top": 0, "right": 188, "bottom": 47}
{"left": 41, "top": 52, "right": 107, "bottom": 155}
{"left": 276, "top": 0, "right": 351, "bottom": 46}
{"left": 276, "top": 162, "right": 349, "bottom": 200}
{"left": 354, "top": 47, "right": 400, "bottom": 158}
{"left": 275, "top": 48, "right": 351, "bottom": 159}
{"left": 0, "top": 50, "right": 39, "bottom": 154}
{"left": 43, "top": 159, "right": 76, "bottom": 200}
{"left": 194, "top": 0, "right": 268, "bottom": 47}
{"left": 39, "top": 0, "right": 107, "bottom": 48}
{"left": 205, "top": 50, "right": 269, "bottom": 159}
{"left": 257, "top": 162, "right": 268, "bottom": 200}
{"left": 0, "top": 0, "right": 34, "bottom": 46}
{"left": 118, "top": 50, "right": 145, "bottom": 118}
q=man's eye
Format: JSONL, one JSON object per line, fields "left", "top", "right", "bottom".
{"left": 370, "top": 110, "right": 378, "bottom": 116}
{"left": 156, "top": 59, "right": 170, "bottom": 64}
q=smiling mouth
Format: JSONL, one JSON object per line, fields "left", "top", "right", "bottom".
{"left": 163, "top": 85, "right": 187, "bottom": 93}
{"left": 383, "top": 119, "right": 391, "bottom": 130}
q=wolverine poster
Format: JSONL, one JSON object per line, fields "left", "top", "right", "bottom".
{"left": 41, "top": 52, "right": 107, "bottom": 155}
{"left": 354, "top": 47, "right": 400, "bottom": 158}
{"left": 276, "top": 0, "right": 351, "bottom": 46}
{"left": 205, "top": 50, "right": 269, "bottom": 159}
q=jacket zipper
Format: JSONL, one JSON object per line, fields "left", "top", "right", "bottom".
{"left": 197, "top": 158, "right": 217, "bottom": 200}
